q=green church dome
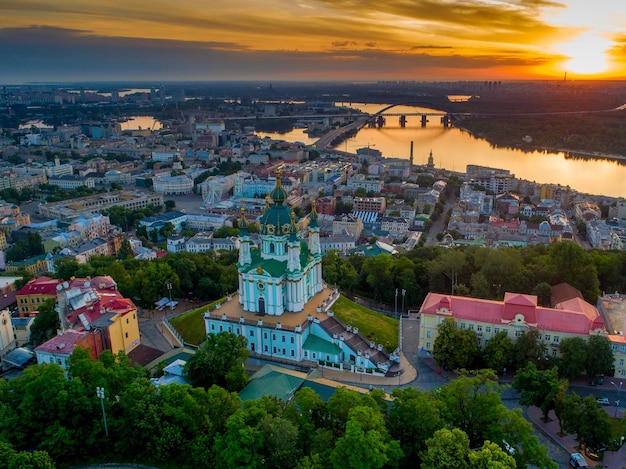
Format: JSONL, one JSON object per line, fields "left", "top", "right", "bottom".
{"left": 259, "top": 170, "right": 294, "bottom": 236}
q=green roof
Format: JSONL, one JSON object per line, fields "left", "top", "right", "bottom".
{"left": 6, "top": 253, "right": 47, "bottom": 266}
{"left": 302, "top": 334, "right": 342, "bottom": 356}
{"left": 239, "top": 364, "right": 386, "bottom": 403}
{"left": 239, "top": 364, "right": 305, "bottom": 402}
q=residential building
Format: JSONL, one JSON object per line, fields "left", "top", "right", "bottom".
{"left": 347, "top": 175, "right": 383, "bottom": 193}
{"left": 139, "top": 211, "right": 187, "bottom": 233}
{"left": 16, "top": 276, "right": 59, "bottom": 315}
{"left": 466, "top": 164, "right": 517, "bottom": 194}
{"left": 38, "top": 190, "right": 164, "bottom": 220}
{"left": 316, "top": 196, "right": 336, "bottom": 216}
{"left": 48, "top": 174, "right": 97, "bottom": 190}
{"left": 332, "top": 214, "right": 363, "bottom": 239}
{"left": 6, "top": 254, "right": 48, "bottom": 277}
{"left": 380, "top": 217, "right": 411, "bottom": 234}
{"left": 152, "top": 174, "right": 194, "bottom": 195}
{"left": 320, "top": 235, "right": 356, "bottom": 254}
{"left": 353, "top": 197, "right": 386, "bottom": 214}
{"left": 0, "top": 309, "right": 16, "bottom": 361}
{"left": 418, "top": 291, "right": 617, "bottom": 373}
{"left": 11, "top": 316, "right": 34, "bottom": 347}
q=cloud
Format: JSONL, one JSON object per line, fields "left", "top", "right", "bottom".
{"left": 332, "top": 41, "right": 358, "bottom": 48}
{"left": 411, "top": 45, "right": 454, "bottom": 50}
{"left": 0, "top": 25, "right": 558, "bottom": 82}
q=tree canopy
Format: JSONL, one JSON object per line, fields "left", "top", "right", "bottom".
{"left": 184, "top": 331, "right": 250, "bottom": 391}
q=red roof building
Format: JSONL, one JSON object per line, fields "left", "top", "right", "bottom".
{"left": 419, "top": 291, "right": 607, "bottom": 361}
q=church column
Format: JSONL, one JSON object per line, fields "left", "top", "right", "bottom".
{"left": 238, "top": 276, "right": 244, "bottom": 304}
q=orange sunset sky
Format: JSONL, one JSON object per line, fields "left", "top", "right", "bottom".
{"left": 1, "top": 0, "right": 625, "bottom": 82}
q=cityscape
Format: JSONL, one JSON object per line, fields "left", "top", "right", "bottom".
{"left": 1, "top": 1, "right": 626, "bottom": 469}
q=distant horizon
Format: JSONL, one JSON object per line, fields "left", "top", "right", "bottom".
{"left": 5, "top": 78, "right": 626, "bottom": 87}
{"left": 2, "top": 2, "right": 626, "bottom": 83}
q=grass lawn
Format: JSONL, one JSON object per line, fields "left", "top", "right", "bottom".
{"left": 169, "top": 298, "right": 224, "bottom": 345}
{"left": 331, "top": 296, "right": 399, "bottom": 353}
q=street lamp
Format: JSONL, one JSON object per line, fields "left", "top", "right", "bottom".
{"left": 401, "top": 289, "right": 406, "bottom": 316}
{"left": 96, "top": 386, "right": 109, "bottom": 437}
{"left": 395, "top": 288, "right": 398, "bottom": 317}
{"left": 611, "top": 381, "right": 623, "bottom": 418}
{"left": 167, "top": 283, "right": 173, "bottom": 310}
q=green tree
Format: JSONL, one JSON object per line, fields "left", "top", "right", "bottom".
{"left": 28, "top": 299, "right": 59, "bottom": 347}
{"left": 585, "top": 335, "right": 614, "bottom": 384}
{"left": 165, "top": 199, "right": 176, "bottom": 211}
{"left": 435, "top": 370, "right": 555, "bottom": 469}
{"left": 213, "top": 226, "right": 239, "bottom": 238}
{"left": 184, "top": 331, "right": 249, "bottom": 391}
{"left": 330, "top": 405, "right": 402, "bottom": 469}
{"left": 468, "top": 440, "right": 516, "bottom": 469}
{"left": 131, "top": 260, "right": 178, "bottom": 307}
{"left": 552, "top": 378, "right": 570, "bottom": 435}
{"left": 363, "top": 254, "right": 394, "bottom": 302}
{"left": 511, "top": 330, "right": 544, "bottom": 370}
{"left": 159, "top": 221, "right": 175, "bottom": 239}
{"left": 433, "top": 318, "right": 478, "bottom": 371}
{"left": 548, "top": 242, "right": 600, "bottom": 302}
{"left": 557, "top": 337, "right": 587, "bottom": 379}
{"left": 117, "top": 238, "right": 134, "bottom": 260}
{"left": 420, "top": 428, "right": 470, "bottom": 469}
{"left": 389, "top": 387, "right": 443, "bottom": 467}
{"left": 561, "top": 394, "right": 612, "bottom": 448}
{"left": 54, "top": 257, "right": 80, "bottom": 280}
{"left": 429, "top": 249, "right": 466, "bottom": 295}
{"left": 482, "top": 331, "right": 513, "bottom": 374}
{"left": 512, "top": 363, "right": 560, "bottom": 421}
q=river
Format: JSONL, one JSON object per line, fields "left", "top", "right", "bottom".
{"left": 257, "top": 103, "right": 626, "bottom": 199}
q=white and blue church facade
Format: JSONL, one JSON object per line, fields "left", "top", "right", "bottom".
{"left": 204, "top": 171, "right": 398, "bottom": 374}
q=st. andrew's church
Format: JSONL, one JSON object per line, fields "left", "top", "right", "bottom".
{"left": 204, "top": 171, "right": 399, "bottom": 373}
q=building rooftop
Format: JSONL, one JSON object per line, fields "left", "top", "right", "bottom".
{"left": 205, "top": 287, "right": 337, "bottom": 331}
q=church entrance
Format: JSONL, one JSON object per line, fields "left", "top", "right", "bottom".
{"left": 258, "top": 297, "right": 266, "bottom": 314}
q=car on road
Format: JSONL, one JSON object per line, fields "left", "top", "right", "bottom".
{"left": 596, "top": 397, "right": 610, "bottom": 406}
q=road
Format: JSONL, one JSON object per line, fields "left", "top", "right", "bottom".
{"left": 314, "top": 116, "right": 370, "bottom": 149}
{"left": 424, "top": 192, "right": 457, "bottom": 246}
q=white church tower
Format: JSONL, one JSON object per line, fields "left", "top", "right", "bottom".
{"left": 237, "top": 169, "right": 322, "bottom": 316}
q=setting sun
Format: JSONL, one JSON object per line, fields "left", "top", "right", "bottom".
{"left": 560, "top": 32, "right": 612, "bottom": 76}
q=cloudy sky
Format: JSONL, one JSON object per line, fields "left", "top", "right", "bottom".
{"left": 1, "top": 0, "right": 625, "bottom": 83}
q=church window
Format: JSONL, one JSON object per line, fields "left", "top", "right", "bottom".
{"left": 304, "top": 351, "right": 308, "bottom": 358}
{"left": 291, "top": 337, "right": 295, "bottom": 344}
{"left": 273, "top": 347, "right": 277, "bottom": 353}
{"left": 219, "top": 325, "right": 223, "bottom": 332}
{"left": 283, "top": 348, "right": 286, "bottom": 355}
{"left": 282, "top": 335, "right": 286, "bottom": 343}
{"left": 312, "top": 353, "right": 316, "bottom": 359}
{"left": 264, "top": 345, "right": 268, "bottom": 352}
{"left": 249, "top": 330, "right": 254, "bottom": 337}
{"left": 211, "top": 324, "right": 215, "bottom": 331}
{"left": 269, "top": 242, "right": 275, "bottom": 254}
{"left": 291, "top": 350, "right": 295, "bottom": 357}
{"left": 264, "top": 332, "right": 268, "bottom": 339}
{"left": 272, "top": 334, "right": 276, "bottom": 341}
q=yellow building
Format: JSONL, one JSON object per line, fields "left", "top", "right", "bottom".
{"left": 16, "top": 276, "right": 59, "bottom": 315}
{"left": 6, "top": 254, "right": 49, "bottom": 277}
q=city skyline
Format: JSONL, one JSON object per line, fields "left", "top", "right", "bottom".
{"left": 1, "top": 0, "right": 626, "bottom": 83}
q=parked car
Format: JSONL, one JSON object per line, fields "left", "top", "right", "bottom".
{"left": 568, "top": 452, "right": 588, "bottom": 468}
{"left": 584, "top": 443, "right": 607, "bottom": 461}
{"left": 596, "top": 397, "right": 610, "bottom": 406}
